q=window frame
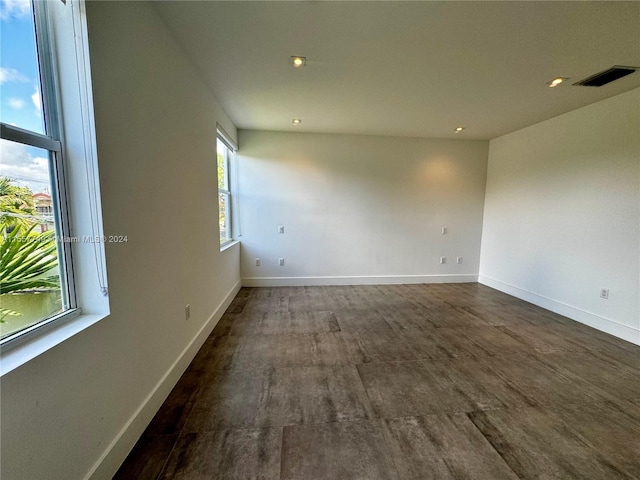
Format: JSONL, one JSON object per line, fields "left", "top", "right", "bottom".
{"left": 0, "top": 0, "right": 78, "bottom": 346}
{"left": 216, "top": 126, "right": 237, "bottom": 248}
{"left": 0, "top": 0, "right": 109, "bottom": 373}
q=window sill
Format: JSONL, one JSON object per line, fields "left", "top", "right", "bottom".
{"left": 0, "top": 311, "right": 109, "bottom": 376}
{"left": 220, "top": 239, "right": 240, "bottom": 252}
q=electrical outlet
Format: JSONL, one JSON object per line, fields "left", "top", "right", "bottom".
{"left": 600, "top": 288, "right": 609, "bottom": 299}
{"left": 440, "top": 256, "right": 446, "bottom": 264}
{"left": 255, "top": 258, "right": 261, "bottom": 267}
{"left": 185, "top": 304, "right": 191, "bottom": 320}
{"left": 278, "top": 258, "right": 285, "bottom": 266}
{"left": 278, "top": 225, "right": 285, "bottom": 234}
{"left": 441, "top": 226, "right": 448, "bottom": 235}
{"left": 456, "top": 256, "right": 462, "bottom": 264}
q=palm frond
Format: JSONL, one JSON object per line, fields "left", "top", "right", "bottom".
{"left": 0, "top": 225, "right": 60, "bottom": 295}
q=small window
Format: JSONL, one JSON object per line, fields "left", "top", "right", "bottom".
{"left": 216, "top": 129, "right": 236, "bottom": 246}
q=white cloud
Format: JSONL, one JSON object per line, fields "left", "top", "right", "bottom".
{"left": 31, "top": 87, "right": 41, "bottom": 113}
{"left": 0, "top": 139, "right": 51, "bottom": 193}
{"left": 8, "top": 97, "right": 25, "bottom": 109}
{"left": 0, "top": 67, "right": 28, "bottom": 85}
{"left": 0, "top": 0, "right": 31, "bottom": 21}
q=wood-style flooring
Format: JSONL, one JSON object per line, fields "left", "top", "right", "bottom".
{"left": 115, "top": 283, "right": 640, "bottom": 479}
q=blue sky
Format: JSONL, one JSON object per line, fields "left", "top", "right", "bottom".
{"left": 1, "top": 0, "right": 51, "bottom": 193}
{"left": 1, "top": 0, "right": 42, "bottom": 133}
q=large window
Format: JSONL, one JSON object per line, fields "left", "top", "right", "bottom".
{"left": 216, "top": 128, "right": 236, "bottom": 246}
{"left": 0, "top": 0, "right": 75, "bottom": 342}
{"left": 0, "top": 0, "right": 107, "bottom": 355}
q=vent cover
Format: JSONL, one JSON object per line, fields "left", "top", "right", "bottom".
{"left": 574, "top": 66, "right": 637, "bottom": 87}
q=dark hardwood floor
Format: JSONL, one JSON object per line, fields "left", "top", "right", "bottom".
{"left": 115, "top": 283, "right": 640, "bottom": 479}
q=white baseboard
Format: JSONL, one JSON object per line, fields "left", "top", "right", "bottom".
{"left": 86, "top": 279, "right": 242, "bottom": 480}
{"left": 479, "top": 275, "right": 639, "bottom": 346}
{"left": 242, "top": 274, "right": 478, "bottom": 287}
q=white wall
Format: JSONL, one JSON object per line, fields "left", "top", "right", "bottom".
{"left": 480, "top": 88, "right": 640, "bottom": 344}
{"left": 238, "top": 130, "right": 489, "bottom": 285}
{"left": 0, "top": 2, "right": 240, "bottom": 479}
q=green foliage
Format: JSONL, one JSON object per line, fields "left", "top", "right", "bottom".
{"left": 0, "top": 308, "right": 21, "bottom": 324}
{"left": 217, "top": 152, "right": 226, "bottom": 189}
{"left": 0, "top": 224, "right": 59, "bottom": 295}
{"left": 217, "top": 152, "right": 230, "bottom": 243}
{"left": 0, "top": 176, "right": 38, "bottom": 229}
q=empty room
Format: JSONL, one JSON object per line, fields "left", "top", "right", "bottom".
{"left": 0, "top": 1, "right": 639, "bottom": 479}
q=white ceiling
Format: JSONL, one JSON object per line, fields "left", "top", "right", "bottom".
{"left": 155, "top": 1, "right": 640, "bottom": 140}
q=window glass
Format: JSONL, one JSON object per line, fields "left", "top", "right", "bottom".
{"left": 1, "top": 0, "right": 73, "bottom": 343}
{"left": 217, "top": 137, "right": 232, "bottom": 245}
{"left": 0, "top": 141, "right": 66, "bottom": 339}
{"left": 0, "top": 0, "right": 45, "bottom": 134}
{"left": 218, "top": 191, "right": 229, "bottom": 245}
{"left": 217, "top": 139, "right": 228, "bottom": 191}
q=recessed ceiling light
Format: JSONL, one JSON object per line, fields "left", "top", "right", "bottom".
{"left": 292, "top": 118, "right": 302, "bottom": 125}
{"left": 454, "top": 127, "right": 465, "bottom": 133}
{"left": 547, "top": 77, "right": 568, "bottom": 87}
{"left": 291, "top": 56, "right": 306, "bottom": 68}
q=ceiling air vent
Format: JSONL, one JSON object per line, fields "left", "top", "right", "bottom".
{"left": 574, "top": 66, "right": 637, "bottom": 87}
